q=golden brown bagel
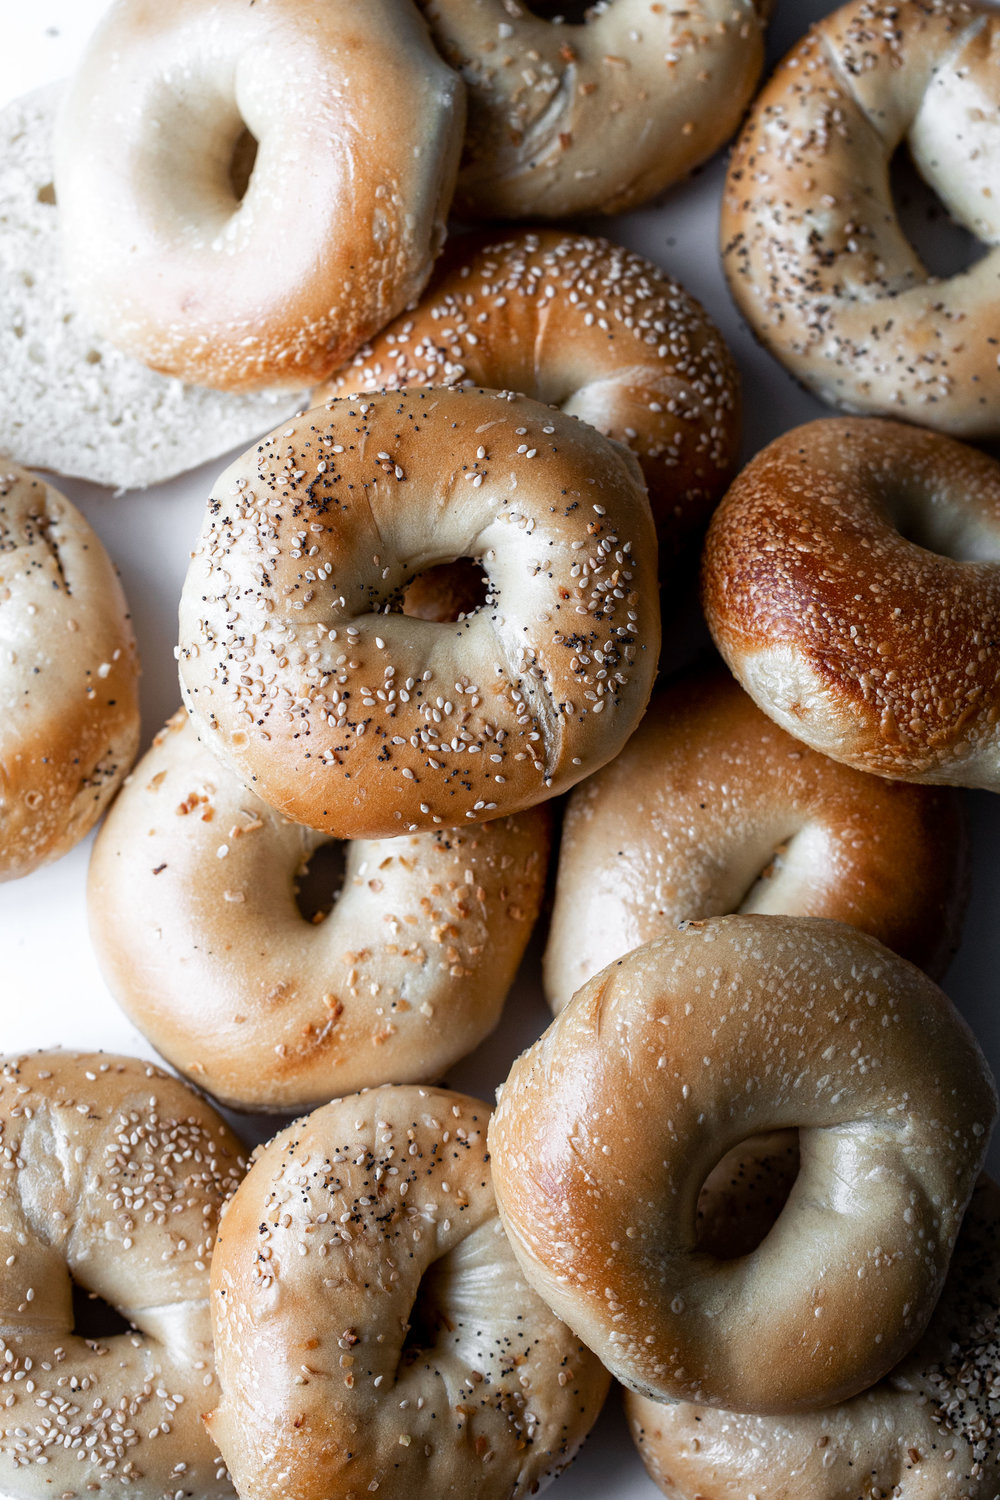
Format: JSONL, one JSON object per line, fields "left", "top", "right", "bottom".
{"left": 0, "top": 1049, "right": 246, "bottom": 1500}
{"left": 722, "top": 0, "right": 1000, "bottom": 435}
{"left": 178, "top": 388, "right": 660, "bottom": 837}
{"left": 489, "top": 915, "right": 998, "bottom": 1414}
{"left": 417, "top": 0, "right": 769, "bottom": 218}
{"left": 53, "top": 0, "right": 465, "bottom": 390}
{"left": 88, "top": 709, "right": 550, "bottom": 1113}
{"left": 315, "top": 230, "right": 741, "bottom": 549}
{"left": 206, "top": 1085, "right": 610, "bottom": 1499}
{"left": 544, "top": 666, "right": 968, "bottom": 1011}
{"left": 627, "top": 1173, "right": 1000, "bottom": 1500}
{"left": 702, "top": 418, "right": 1000, "bottom": 788}
{"left": 0, "top": 462, "right": 140, "bottom": 880}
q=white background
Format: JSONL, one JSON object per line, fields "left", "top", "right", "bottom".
{"left": 1, "top": 2, "right": 999, "bottom": 1496}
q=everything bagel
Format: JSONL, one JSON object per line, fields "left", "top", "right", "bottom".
{"left": 178, "top": 388, "right": 660, "bottom": 837}
{"left": 419, "top": 0, "right": 770, "bottom": 219}
{"left": 722, "top": 0, "right": 1000, "bottom": 434}
{"left": 207, "top": 1085, "right": 609, "bottom": 1498}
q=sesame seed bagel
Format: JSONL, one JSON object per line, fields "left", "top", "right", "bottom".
{"left": 544, "top": 665, "right": 968, "bottom": 1013}
{"left": 489, "top": 915, "right": 998, "bottom": 1413}
{"left": 0, "top": 1050, "right": 247, "bottom": 1499}
{"left": 417, "top": 0, "right": 770, "bottom": 219}
{"left": 314, "top": 230, "right": 741, "bottom": 551}
{"left": 626, "top": 1172, "right": 1000, "bottom": 1500}
{"left": 0, "top": 463, "right": 140, "bottom": 881}
{"left": 87, "top": 709, "right": 550, "bottom": 1114}
{"left": 52, "top": 0, "right": 465, "bottom": 391}
{"left": 178, "top": 388, "right": 660, "bottom": 837}
{"left": 206, "top": 1085, "right": 610, "bottom": 1499}
{"left": 722, "top": 0, "right": 1000, "bottom": 434}
{"left": 701, "top": 418, "right": 1000, "bottom": 788}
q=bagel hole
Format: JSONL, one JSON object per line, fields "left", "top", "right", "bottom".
{"left": 520, "top": 0, "right": 608, "bottom": 21}
{"left": 734, "top": 838, "right": 794, "bottom": 913}
{"left": 294, "top": 841, "right": 347, "bottom": 924}
{"left": 398, "top": 1256, "right": 453, "bottom": 1366}
{"left": 71, "top": 1281, "right": 134, "bottom": 1341}
{"left": 733, "top": 827, "right": 829, "bottom": 915}
{"left": 695, "top": 1131, "right": 800, "bottom": 1260}
{"left": 890, "top": 145, "right": 986, "bottom": 281}
{"left": 400, "top": 559, "right": 491, "bottom": 623}
{"left": 878, "top": 481, "right": 1000, "bottom": 562}
{"left": 229, "top": 129, "right": 258, "bottom": 203}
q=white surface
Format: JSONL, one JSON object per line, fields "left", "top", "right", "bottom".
{"left": 1, "top": 2, "right": 999, "bottom": 1497}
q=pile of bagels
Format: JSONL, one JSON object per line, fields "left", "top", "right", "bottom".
{"left": 2, "top": 1, "right": 1000, "bottom": 1498}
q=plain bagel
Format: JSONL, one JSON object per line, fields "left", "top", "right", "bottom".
{"left": 489, "top": 915, "right": 998, "bottom": 1413}
{"left": 0, "top": 462, "right": 140, "bottom": 880}
{"left": 544, "top": 665, "right": 968, "bottom": 1012}
{"left": 701, "top": 418, "right": 1000, "bottom": 788}
{"left": 88, "top": 709, "right": 550, "bottom": 1114}
{"left": 207, "top": 1085, "right": 610, "bottom": 1499}
{"left": 178, "top": 387, "right": 660, "bottom": 838}
{"left": 722, "top": 0, "right": 1000, "bottom": 435}
{"left": 418, "top": 0, "right": 770, "bottom": 218}
{"left": 0, "top": 1049, "right": 246, "bottom": 1499}
{"left": 315, "top": 229, "right": 742, "bottom": 550}
{"left": 53, "top": 0, "right": 465, "bottom": 390}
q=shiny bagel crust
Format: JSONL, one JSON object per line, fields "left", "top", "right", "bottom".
{"left": 701, "top": 418, "right": 1000, "bottom": 788}
{"left": 417, "top": 0, "right": 769, "bottom": 218}
{"left": 314, "top": 230, "right": 741, "bottom": 549}
{"left": 544, "top": 666, "right": 968, "bottom": 1011}
{"left": 721, "top": 0, "right": 1000, "bottom": 434}
{"left": 206, "top": 1085, "right": 610, "bottom": 1499}
{"left": 178, "top": 388, "right": 660, "bottom": 837}
{"left": 0, "top": 463, "right": 140, "bottom": 880}
{"left": 88, "top": 709, "right": 550, "bottom": 1113}
{"left": 627, "top": 1173, "right": 1000, "bottom": 1499}
{"left": 489, "top": 915, "right": 998, "bottom": 1413}
{"left": 0, "top": 1050, "right": 246, "bottom": 1499}
{"left": 52, "top": 0, "right": 465, "bottom": 390}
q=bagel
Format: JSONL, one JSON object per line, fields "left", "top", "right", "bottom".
{"left": 701, "top": 418, "right": 1000, "bottom": 789}
{"left": 544, "top": 665, "right": 968, "bottom": 1012}
{"left": 418, "top": 0, "right": 770, "bottom": 218}
{"left": 489, "top": 915, "right": 998, "bottom": 1413}
{"left": 722, "top": 0, "right": 1000, "bottom": 435}
{"left": 52, "top": 0, "right": 465, "bottom": 390}
{"left": 88, "top": 709, "right": 550, "bottom": 1113}
{"left": 0, "top": 1049, "right": 246, "bottom": 1499}
{"left": 0, "top": 462, "right": 140, "bottom": 880}
{"left": 627, "top": 1172, "right": 1000, "bottom": 1499}
{"left": 177, "top": 387, "right": 660, "bottom": 837}
{"left": 315, "top": 230, "right": 741, "bottom": 550}
{"left": 206, "top": 1085, "right": 610, "bottom": 1499}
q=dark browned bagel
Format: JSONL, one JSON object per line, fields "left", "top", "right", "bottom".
{"left": 702, "top": 418, "right": 1000, "bottom": 788}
